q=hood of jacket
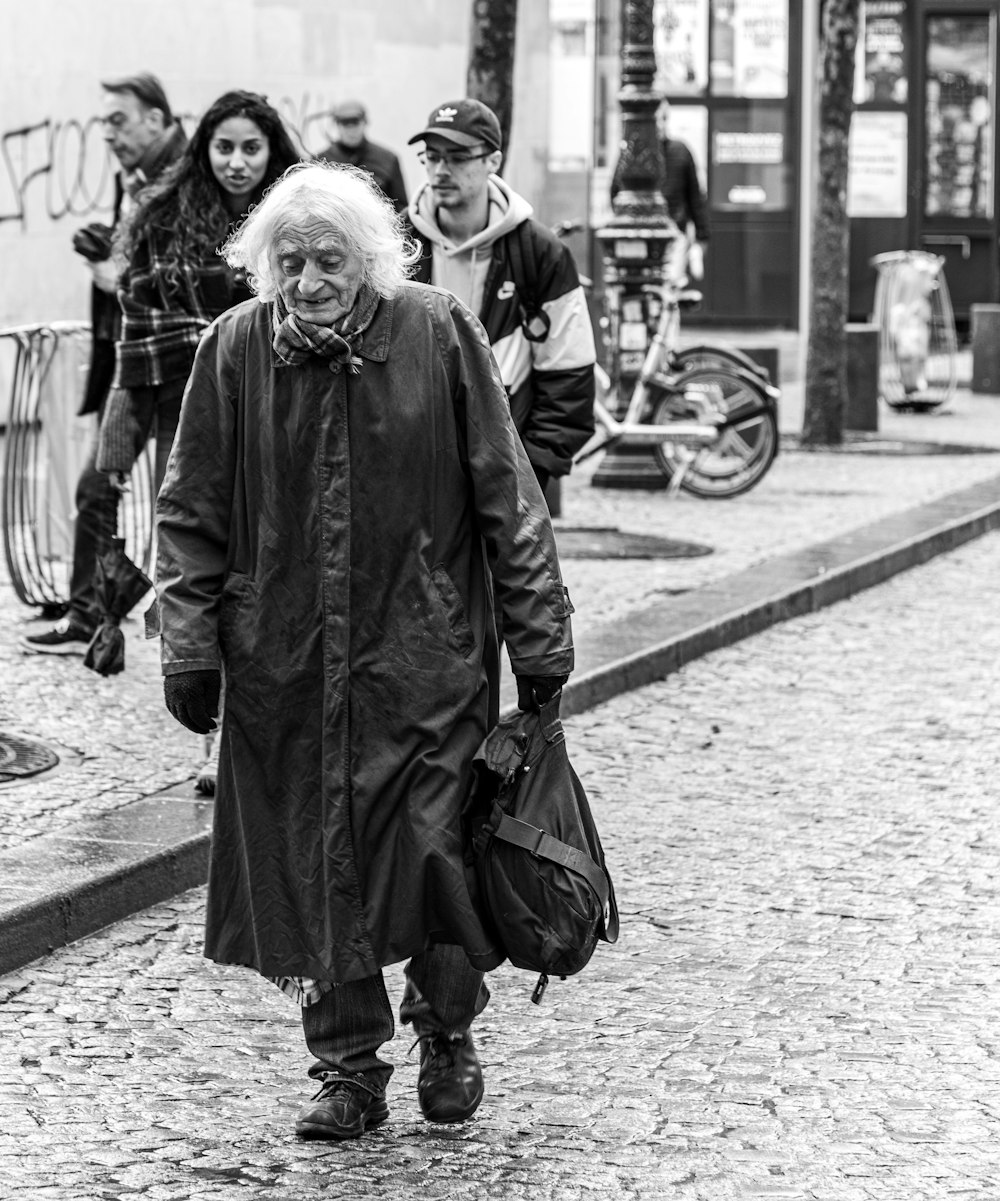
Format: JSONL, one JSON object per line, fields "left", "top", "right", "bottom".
{"left": 408, "top": 174, "right": 533, "bottom": 257}
{"left": 408, "top": 175, "right": 533, "bottom": 312}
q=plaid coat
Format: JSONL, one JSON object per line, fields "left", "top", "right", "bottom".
{"left": 99, "top": 223, "right": 252, "bottom": 473}
{"left": 112, "top": 222, "right": 251, "bottom": 390}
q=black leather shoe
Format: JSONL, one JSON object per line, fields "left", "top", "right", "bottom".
{"left": 295, "top": 1075, "right": 389, "bottom": 1139}
{"left": 414, "top": 1030, "right": 484, "bottom": 1123}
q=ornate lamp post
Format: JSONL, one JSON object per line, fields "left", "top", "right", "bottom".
{"left": 593, "top": 0, "right": 677, "bottom": 488}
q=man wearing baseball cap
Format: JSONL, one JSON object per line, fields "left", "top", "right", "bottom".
{"left": 407, "top": 98, "right": 595, "bottom": 496}
{"left": 318, "top": 99, "right": 408, "bottom": 214}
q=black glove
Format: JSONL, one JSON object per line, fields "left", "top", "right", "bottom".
{"left": 516, "top": 674, "right": 569, "bottom": 713}
{"left": 164, "top": 669, "right": 221, "bottom": 735}
{"left": 72, "top": 222, "right": 114, "bottom": 263}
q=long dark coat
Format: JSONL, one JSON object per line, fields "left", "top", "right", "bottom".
{"left": 155, "top": 283, "right": 575, "bottom": 983}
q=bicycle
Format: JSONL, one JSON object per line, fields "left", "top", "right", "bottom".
{"left": 573, "top": 279, "right": 780, "bottom": 498}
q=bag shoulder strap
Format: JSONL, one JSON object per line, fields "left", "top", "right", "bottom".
{"left": 492, "top": 811, "right": 616, "bottom": 939}
{"left": 507, "top": 221, "right": 550, "bottom": 343}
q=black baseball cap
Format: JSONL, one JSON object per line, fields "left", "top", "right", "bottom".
{"left": 407, "top": 99, "right": 502, "bottom": 151}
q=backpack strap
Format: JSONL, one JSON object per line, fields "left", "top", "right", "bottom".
{"left": 507, "top": 221, "right": 551, "bottom": 343}
{"left": 492, "top": 811, "right": 614, "bottom": 934}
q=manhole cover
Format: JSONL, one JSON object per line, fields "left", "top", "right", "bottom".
{"left": 555, "top": 526, "right": 712, "bottom": 560}
{"left": 0, "top": 733, "right": 60, "bottom": 782}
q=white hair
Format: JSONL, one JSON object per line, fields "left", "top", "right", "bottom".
{"left": 222, "top": 161, "right": 420, "bottom": 300}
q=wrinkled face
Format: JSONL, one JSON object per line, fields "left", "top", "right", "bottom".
{"left": 420, "top": 134, "right": 501, "bottom": 212}
{"left": 273, "top": 218, "right": 366, "bottom": 326}
{"left": 101, "top": 90, "right": 164, "bottom": 169}
{"left": 208, "top": 117, "right": 271, "bottom": 205}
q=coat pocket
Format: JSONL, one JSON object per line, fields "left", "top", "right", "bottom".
{"left": 430, "top": 565, "right": 476, "bottom": 657}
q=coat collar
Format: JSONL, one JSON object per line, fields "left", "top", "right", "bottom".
{"left": 266, "top": 292, "right": 395, "bottom": 367}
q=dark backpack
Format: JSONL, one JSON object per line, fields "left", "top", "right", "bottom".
{"left": 466, "top": 696, "right": 619, "bottom": 1002}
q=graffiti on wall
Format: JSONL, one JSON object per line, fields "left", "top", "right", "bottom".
{"left": 0, "top": 93, "right": 337, "bottom": 233}
{"left": 0, "top": 116, "right": 115, "bottom": 230}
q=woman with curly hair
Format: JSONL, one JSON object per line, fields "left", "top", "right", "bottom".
{"left": 99, "top": 89, "right": 304, "bottom": 489}
{"left": 99, "top": 90, "right": 304, "bottom": 792}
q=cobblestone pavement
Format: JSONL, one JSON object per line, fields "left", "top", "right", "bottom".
{"left": 4, "top": 383, "right": 1000, "bottom": 849}
{"left": 2, "top": 530, "right": 998, "bottom": 1200}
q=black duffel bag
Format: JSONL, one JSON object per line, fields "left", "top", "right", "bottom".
{"left": 467, "top": 694, "right": 619, "bottom": 1002}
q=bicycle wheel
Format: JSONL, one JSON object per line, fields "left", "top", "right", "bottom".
{"left": 651, "top": 366, "right": 778, "bottom": 498}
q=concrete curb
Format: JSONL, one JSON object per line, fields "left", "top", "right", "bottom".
{"left": 562, "top": 473, "right": 1000, "bottom": 717}
{"left": 2, "top": 471, "right": 1000, "bottom": 976}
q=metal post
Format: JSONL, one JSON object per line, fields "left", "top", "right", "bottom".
{"left": 592, "top": 0, "right": 677, "bottom": 489}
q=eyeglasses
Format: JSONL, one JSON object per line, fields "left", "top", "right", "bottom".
{"left": 418, "top": 149, "right": 493, "bottom": 169}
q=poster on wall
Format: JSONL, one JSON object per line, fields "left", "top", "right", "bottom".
{"left": 654, "top": 0, "right": 709, "bottom": 95}
{"left": 848, "top": 111, "right": 908, "bottom": 218}
{"left": 854, "top": 0, "right": 908, "bottom": 105}
{"left": 712, "top": 0, "right": 788, "bottom": 98}
{"left": 711, "top": 109, "right": 788, "bottom": 210}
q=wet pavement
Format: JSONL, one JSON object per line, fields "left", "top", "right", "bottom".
{"left": 3, "top": 352, "right": 1000, "bottom": 968}
{"left": 4, "top": 365, "right": 1000, "bottom": 848}
{"left": 1, "top": 528, "right": 998, "bottom": 1200}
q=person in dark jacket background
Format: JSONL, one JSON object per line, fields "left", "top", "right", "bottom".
{"left": 154, "top": 162, "right": 575, "bottom": 1141}
{"left": 656, "top": 100, "right": 709, "bottom": 283}
{"left": 21, "top": 72, "right": 185, "bottom": 657}
{"left": 317, "top": 99, "right": 408, "bottom": 214}
{"left": 610, "top": 100, "right": 709, "bottom": 285}
{"left": 406, "top": 98, "right": 595, "bottom": 495}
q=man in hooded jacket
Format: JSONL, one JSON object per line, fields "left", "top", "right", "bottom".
{"left": 406, "top": 99, "right": 595, "bottom": 496}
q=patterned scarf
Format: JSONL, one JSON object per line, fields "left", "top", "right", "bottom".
{"left": 271, "top": 282, "right": 380, "bottom": 375}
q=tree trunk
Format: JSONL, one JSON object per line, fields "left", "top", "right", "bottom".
{"left": 466, "top": 0, "right": 518, "bottom": 167}
{"left": 801, "top": 0, "right": 861, "bottom": 446}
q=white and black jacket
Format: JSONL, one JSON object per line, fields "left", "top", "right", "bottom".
{"left": 408, "top": 176, "right": 596, "bottom": 480}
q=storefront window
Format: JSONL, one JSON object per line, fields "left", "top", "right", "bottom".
{"left": 711, "top": 106, "right": 788, "bottom": 211}
{"left": 924, "top": 15, "right": 995, "bottom": 220}
{"left": 710, "top": 0, "right": 788, "bottom": 99}
{"left": 855, "top": 0, "right": 908, "bottom": 106}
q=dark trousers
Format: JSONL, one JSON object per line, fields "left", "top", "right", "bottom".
{"left": 301, "top": 944, "right": 489, "bottom": 1093}
{"left": 68, "top": 379, "right": 185, "bottom": 631}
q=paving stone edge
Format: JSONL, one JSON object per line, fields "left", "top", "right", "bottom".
{"left": 3, "top": 476, "right": 1000, "bottom": 975}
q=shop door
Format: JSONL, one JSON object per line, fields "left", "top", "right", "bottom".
{"left": 917, "top": 7, "right": 999, "bottom": 328}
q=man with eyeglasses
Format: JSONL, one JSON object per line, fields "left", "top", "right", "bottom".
{"left": 317, "top": 99, "right": 408, "bottom": 215}
{"left": 407, "top": 99, "right": 595, "bottom": 498}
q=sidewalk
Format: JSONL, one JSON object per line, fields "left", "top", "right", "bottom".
{"left": 2, "top": 343, "right": 1000, "bottom": 973}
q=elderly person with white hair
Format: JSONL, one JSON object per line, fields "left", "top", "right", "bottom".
{"left": 153, "top": 162, "right": 575, "bottom": 1140}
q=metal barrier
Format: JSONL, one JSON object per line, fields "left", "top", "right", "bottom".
{"left": 871, "top": 251, "right": 957, "bottom": 411}
{"left": 1, "top": 322, "right": 154, "bottom": 611}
